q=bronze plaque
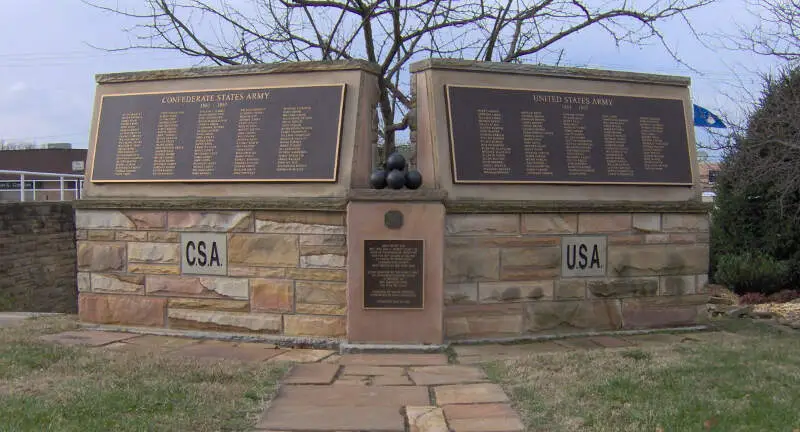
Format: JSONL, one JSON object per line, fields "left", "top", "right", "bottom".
{"left": 445, "top": 85, "right": 693, "bottom": 185}
{"left": 363, "top": 240, "right": 424, "bottom": 309}
{"left": 91, "top": 84, "right": 346, "bottom": 182}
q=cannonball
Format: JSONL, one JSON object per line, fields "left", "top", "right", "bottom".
{"left": 386, "top": 169, "right": 406, "bottom": 189}
{"left": 369, "top": 169, "right": 388, "bottom": 189}
{"left": 404, "top": 170, "right": 423, "bottom": 190}
{"left": 386, "top": 152, "right": 406, "bottom": 171}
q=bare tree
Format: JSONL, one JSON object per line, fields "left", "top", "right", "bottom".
{"left": 86, "top": 0, "right": 714, "bottom": 155}
{"left": 731, "top": 0, "right": 800, "bottom": 63}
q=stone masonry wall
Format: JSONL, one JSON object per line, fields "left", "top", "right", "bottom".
{"left": 0, "top": 202, "right": 77, "bottom": 312}
{"left": 443, "top": 212, "right": 710, "bottom": 340}
{"left": 76, "top": 210, "right": 347, "bottom": 338}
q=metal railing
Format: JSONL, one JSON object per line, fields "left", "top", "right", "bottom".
{"left": 0, "top": 170, "right": 84, "bottom": 202}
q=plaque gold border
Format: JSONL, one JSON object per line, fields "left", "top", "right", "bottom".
{"left": 89, "top": 83, "right": 347, "bottom": 183}
{"left": 444, "top": 84, "right": 695, "bottom": 186}
{"left": 362, "top": 239, "right": 425, "bottom": 311}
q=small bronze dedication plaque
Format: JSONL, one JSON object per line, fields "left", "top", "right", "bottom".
{"left": 445, "top": 85, "right": 693, "bottom": 185}
{"left": 363, "top": 240, "right": 424, "bottom": 309}
{"left": 91, "top": 84, "right": 345, "bottom": 183}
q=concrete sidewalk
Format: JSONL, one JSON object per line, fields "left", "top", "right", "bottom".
{"left": 0, "top": 312, "right": 62, "bottom": 328}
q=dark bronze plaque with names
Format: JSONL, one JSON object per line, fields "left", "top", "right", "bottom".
{"left": 445, "top": 85, "right": 693, "bottom": 185}
{"left": 91, "top": 84, "right": 345, "bottom": 182}
{"left": 363, "top": 240, "right": 424, "bottom": 309}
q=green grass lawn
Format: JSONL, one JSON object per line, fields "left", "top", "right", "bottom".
{"left": 0, "top": 316, "right": 287, "bottom": 432}
{"left": 483, "top": 320, "right": 800, "bottom": 432}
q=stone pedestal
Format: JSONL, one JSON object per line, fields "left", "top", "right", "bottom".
{"left": 346, "top": 194, "right": 445, "bottom": 345}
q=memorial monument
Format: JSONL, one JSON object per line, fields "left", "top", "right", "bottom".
{"left": 76, "top": 59, "right": 709, "bottom": 348}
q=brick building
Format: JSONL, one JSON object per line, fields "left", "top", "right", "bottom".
{"left": 0, "top": 144, "right": 87, "bottom": 201}
{"left": 697, "top": 160, "right": 720, "bottom": 202}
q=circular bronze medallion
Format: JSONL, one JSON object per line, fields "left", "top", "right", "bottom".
{"left": 384, "top": 210, "right": 403, "bottom": 229}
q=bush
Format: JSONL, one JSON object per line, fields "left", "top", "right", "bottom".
{"left": 739, "top": 292, "right": 767, "bottom": 304}
{"left": 714, "top": 252, "right": 790, "bottom": 295}
{"left": 766, "top": 289, "right": 800, "bottom": 303}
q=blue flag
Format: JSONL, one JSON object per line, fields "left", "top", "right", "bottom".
{"left": 693, "top": 104, "right": 726, "bottom": 128}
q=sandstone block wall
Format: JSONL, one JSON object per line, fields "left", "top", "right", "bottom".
{"left": 443, "top": 212, "right": 710, "bottom": 340}
{"left": 0, "top": 202, "right": 77, "bottom": 312}
{"left": 76, "top": 209, "right": 347, "bottom": 338}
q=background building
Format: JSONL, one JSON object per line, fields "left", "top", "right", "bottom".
{"left": 0, "top": 143, "right": 87, "bottom": 201}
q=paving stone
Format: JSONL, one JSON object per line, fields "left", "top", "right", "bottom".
{"left": 38, "top": 330, "right": 138, "bottom": 347}
{"left": 322, "top": 354, "right": 342, "bottom": 364}
{"left": 434, "top": 383, "right": 509, "bottom": 405}
{"left": 409, "top": 365, "right": 488, "bottom": 385}
{"left": 122, "top": 335, "right": 201, "bottom": 350}
{"left": 589, "top": 335, "right": 633, "bottom": 348}
{"left": 373, "top": 375, "right": 414, "bottom": 386}
{"left": 274, "top": 385, "right": 430, "bottom": 407}
{"left": 269, "top": 349, "right": 336, "bottom": 363}
{"left": 406, "top": 406, "right": 448, "bottom": 432}
{"left": 553, "top": 337, "right": 602, "bottom": 350}
{"left": 258, "top": 405, "right": 404, "bottom": 431}
{"left": 172, "top": 340, "right": 286, "bottom": 362}
{"left": 448, "top": 417, "right": 524, "bottom": 432}
{"left": 334, "top": 375, "right": 372, "bottom": 386}
{"left": 340, "top": 353, "right": 448, "bottom": 366}
{"left": 343, "top": 365, "right": 406, "bottom": 376}
{"left": 284, "top": 363, "right": 339, "bottom": 385}
{"left": 443, "top": 403, "right": 518, "bottom": 420}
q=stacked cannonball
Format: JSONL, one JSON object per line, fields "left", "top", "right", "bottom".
{"left": 369, "top": 152, "right": 423, "bottom": 190}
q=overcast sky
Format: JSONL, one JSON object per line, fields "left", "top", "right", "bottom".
{"left": 0, "top": 0, "right": 786, "bottom": 150}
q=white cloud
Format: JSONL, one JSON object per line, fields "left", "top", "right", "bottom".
{"left": 7, "top": 81, "right": 27, "bottom": 94}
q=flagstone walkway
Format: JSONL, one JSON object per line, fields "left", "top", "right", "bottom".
{"left": 37, "top": 327, "right": 717, "bottom": 431}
